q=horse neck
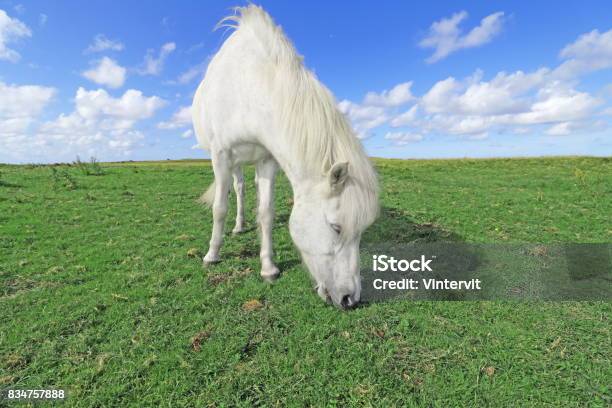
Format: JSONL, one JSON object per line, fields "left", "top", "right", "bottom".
{"left": 263, "top": 136, "right": 320, "bottom": 197}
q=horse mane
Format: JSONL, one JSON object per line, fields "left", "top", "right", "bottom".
{"left": 219, "top": 5, "right": 379, "bottom": 236}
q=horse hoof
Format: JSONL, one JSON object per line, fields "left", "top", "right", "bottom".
{"left": 260, "top": 267, "right": 280, "bottom": 282}
{"left": 232, "top": 228, "right": 245, "bottom": 235}
{"left": 202, "top": 256, "right": 221, "bottom": 266}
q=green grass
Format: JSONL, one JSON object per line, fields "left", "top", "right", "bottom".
{"left": 0, "top": 157, "right": 610, "bottom": 407}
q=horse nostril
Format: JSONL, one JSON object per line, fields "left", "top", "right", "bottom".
{"left": 340, "top": 295, "right": 354, "bottom": 309}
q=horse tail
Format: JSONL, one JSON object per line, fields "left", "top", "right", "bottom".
{"left": 198, "top": 181, "right": 216, "bottom": 207}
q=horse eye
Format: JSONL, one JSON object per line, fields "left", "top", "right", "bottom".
{"left": 330, "top": 223, "right": 342, "bottom": 234}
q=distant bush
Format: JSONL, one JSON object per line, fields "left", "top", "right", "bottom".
{"left": 50, "top": 167, "right": 78, "bottom": 190}
{"left": 73, "top": 156, "right": 105, "bottom": 176}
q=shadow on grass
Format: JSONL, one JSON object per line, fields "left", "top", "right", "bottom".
{"left": 220, "top": 205, "right": 482, "bottom": 306}
{"left": 277, "top": 258, "right": 301, "bottom": 271}
{"left": 0, "top": 180, "right": 22, "bottom": 188}
{"left": 273, "top": 206, "right": 466, "bottom": 278}
{"left": 363, "top": 206, "right": 464, "bottom": 244}
{"left": 361, "top": 207, "right": 483, "bottom": 304}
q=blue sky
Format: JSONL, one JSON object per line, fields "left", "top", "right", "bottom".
{"left": 0, "top": 0, "right": 611, "bottom": 163}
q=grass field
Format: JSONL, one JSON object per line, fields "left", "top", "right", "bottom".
{"left": 1, "top": 157, "right": 610, "bottom": 406}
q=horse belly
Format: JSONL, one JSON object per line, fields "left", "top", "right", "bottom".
{"left": 231, "top": 143, "right": 271, "bottom": 166}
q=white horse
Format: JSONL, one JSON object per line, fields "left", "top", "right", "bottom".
{"left": 192, "top": 5, "right": 378, "bottom": 309}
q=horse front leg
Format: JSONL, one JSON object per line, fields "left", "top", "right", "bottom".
{"left": 203, "top": 152, "right": 232, "bottom": 265}
{"left": 256, "top": 158, "right": 280, "bottom": 281}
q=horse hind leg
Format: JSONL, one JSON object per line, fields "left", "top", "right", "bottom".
{"left": 231, "top": 166, "right": 246, "bottom": 234}
{"left": 203, "top": 151, "right": 232, "bottom": 265}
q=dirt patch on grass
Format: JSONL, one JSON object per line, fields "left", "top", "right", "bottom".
{"left": 0, "top": 277, "right": 59, "bottom": 299}
{"left": 191, "top": 331, "right": 211, "bottom": 352}
{"left": 208, "top": 267, "right": 254, "bottom": 286}
{"left": 242, "top": 299, "right": 264, "bottom": 312}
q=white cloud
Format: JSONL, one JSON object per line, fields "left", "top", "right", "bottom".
{"left": 545, "top": 122, "right": 572, "bottom": 136}
{"left": 454, "top": 74, "right": 537, "bottom": 115}
{"left": 0, "top": 81, "right": 55, "bottom": 161}
{"left": 338, "top": 100, "right": 385, "bottom": 121}
{"left": 338, "top": 99, "right": 388, "bottom": 139}
{"left": 186, "top": 41, "right": 205, "bottom": 54}
{"left": 38, "top": 13, "right": 47, "bottom": 27}
{"left": 554, "top": 29, "right": 612, "bottom": 78}
{"left": 415, "top": 76, "right": 602, "bottom": 137}
{"left": 0, "top": 81, "right": 55, "bottom": 138}
{"left": 85, "top": 34, "right": 124, "bottom": 53}
{"left": 158, "top": 105, "right": 192, "bottom": 129}
{"left": 419, "top": 11, "right": 505, "bottom": 63}
{"left": 138, "top": 42, "right": 176, "bottom": 75}
{"left": 38, "top": 111, "right": 146, "bottom": 157}
{"left": 0, "top": 9, "right": 31, "bottom": 62}
{"left": 409, "top": 56, "right": 604, "bottom": 137}
{"left": 176, "top": 65, "right": 203, "bottom": 84}
{"left": 74, "top": 87, "right": 166, "bottom": 121}
{"left": 33, "top": 87, "right": 166, "bottom": 160}
{"left": 384, "top": 131, "right": 423, "bottom": 145}
{"left": 510, "top": 85, "right": 602, "bottom": 125}
{"left": 421, "top": 77, "right": 461, "bottom": 113}
{"left": 336, "top": 84, "right": 415, "bottom": 139}
{"left": 82, "top": 57, "right": 127, "bottom": 89}
{"left": 512, "top": 127, "right": 531, "bottom": 135}
{"left": 0, "top": 81, "right": 56, "bottom": 119}
{"left": 545, "top": 120, "right": 607, "bottom": 136}
{"left": 181, "top": 129, "right": 193, "bottom": 138}
{"left": 363, "top": 82, "right": 414, "bottom": 107}
{"left": 447, "top": 116, "right": 492, "bottom": 136}
{"left": 390, "top": 105, "right": 419, "bottom": 127}
{"left": 339, "top": 28, "right": 612, "bottom": 144}
{"left": 421, "top": 68, "right": 550, "bottom": 116}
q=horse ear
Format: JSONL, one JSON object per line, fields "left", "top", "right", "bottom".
{"left": 329, "top": 162, "right": 349, "bottom": 191}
